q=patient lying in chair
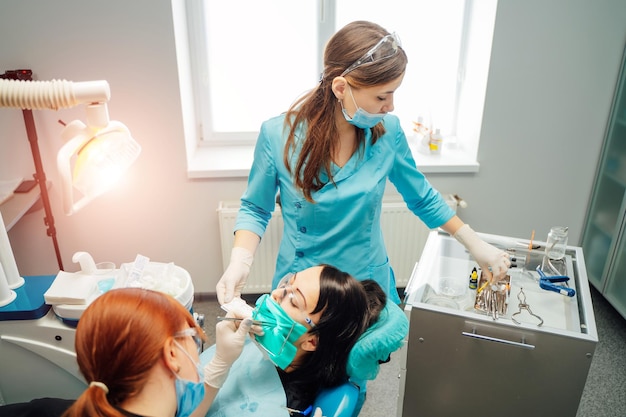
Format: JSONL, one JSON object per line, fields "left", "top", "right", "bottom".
{"left": 199, "top": 264, "right": 408, "bottom": 417}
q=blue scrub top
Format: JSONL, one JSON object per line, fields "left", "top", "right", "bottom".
{"left": 235, "top": 114, "right": 454, "bottom": 303}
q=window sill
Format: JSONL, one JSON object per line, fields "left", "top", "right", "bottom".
{"left": 410, "top": 142, "right": 480, "bottom": 173}
{"left": 187, "top": 143, "right": 479, "bottom": 179}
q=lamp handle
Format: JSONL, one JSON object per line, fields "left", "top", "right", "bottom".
{"left": 57, "top": 125, "right": 93, "bottom": 215}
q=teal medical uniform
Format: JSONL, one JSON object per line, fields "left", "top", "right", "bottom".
{"left": 236, "top": 113, "right": 454, "bottom": 303}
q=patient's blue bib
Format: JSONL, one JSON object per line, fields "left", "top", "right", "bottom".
{"left": 200, "top": 339, "right": 289, "bottom": 417}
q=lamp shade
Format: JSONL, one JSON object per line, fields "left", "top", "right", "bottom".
{"left": 58, "top": 119, "right": 141, "bottom": 215}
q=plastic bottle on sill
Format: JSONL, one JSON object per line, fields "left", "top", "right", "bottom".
{"left": 429, "top": 128, "right": 443, "bottom": 154}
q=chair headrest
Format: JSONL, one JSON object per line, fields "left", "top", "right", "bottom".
{"left": 347, "top": 300, "right": 409, "bottom": 381}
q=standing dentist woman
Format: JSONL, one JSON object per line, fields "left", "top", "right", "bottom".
{"left": 217, "top": 20, "right": 510, "bottom": 305}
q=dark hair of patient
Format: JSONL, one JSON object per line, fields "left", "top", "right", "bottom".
{"left": 286, "top": 265, "right": 368, "bottom": 387}
{"left": 361, "top": 278, "right": 387, "bottom": 327}
{"left": 292, "top": 265, "right": 385, "bottom": 388}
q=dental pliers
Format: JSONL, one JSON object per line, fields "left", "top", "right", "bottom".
{"left": 511, "top": 287, "right": 543, "bottom": 326}
{"left": 536, "top": 265, "right": 575, "bottom": 297}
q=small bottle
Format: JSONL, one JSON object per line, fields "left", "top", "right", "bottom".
{"left": 546, "top": 226, "right": 568, "bottom": 259}
{"left": 469, "top": 267, "right": 478, "bottom": 289}
{"left": 429, "top": 128, "right": 443, "bottom": 154}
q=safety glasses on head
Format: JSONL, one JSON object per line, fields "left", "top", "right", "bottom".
{"left": 174, "top": 327, "right": 204, "bottom": 354}
{"left": 341, "top": 32, "right": 402, "bottom": 77}
{"left": 275, "top": 273, "right": 316, "bottom": 328}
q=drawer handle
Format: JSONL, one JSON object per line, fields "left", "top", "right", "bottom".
{"left": 462, "top": 330, "right": 535, "bottom": 350}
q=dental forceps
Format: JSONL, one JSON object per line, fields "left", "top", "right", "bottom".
{"left": 535, "top": 266, "right": 576, "bottom": 297}
{"left": 511, "top": 288, "right": 544, "bottom": 326}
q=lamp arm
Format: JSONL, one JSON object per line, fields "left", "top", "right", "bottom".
{"left": 0, "top": 79, "right": 110, "bottom": 110}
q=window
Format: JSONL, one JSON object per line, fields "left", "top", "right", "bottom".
{"left": 177, "top": 0, "right": 497, "bottom": 177}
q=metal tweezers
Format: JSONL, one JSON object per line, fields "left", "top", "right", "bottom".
{"left": 511, "top": 288, "right": 543, "bottom": 326}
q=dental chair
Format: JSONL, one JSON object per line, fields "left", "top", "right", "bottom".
{"left": 313, "top": 299, "right": 408, "bottom": 417}
{"left": 200, "top": 299, "right": 408, "bottom": 417}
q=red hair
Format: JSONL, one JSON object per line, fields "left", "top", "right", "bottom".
{"left": 63, "top": 288, "right": 203, "bottom": 417}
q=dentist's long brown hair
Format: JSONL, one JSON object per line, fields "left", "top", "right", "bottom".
{"left": 283, "top": 20, "right": 408, "bottom": 202}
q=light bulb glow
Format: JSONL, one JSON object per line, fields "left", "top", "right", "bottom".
{"left": 72, "top": 125, "right": 140, "bottom": 198}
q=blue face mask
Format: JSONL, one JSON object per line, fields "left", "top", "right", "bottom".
{"left": 173, "top": 341, "right": 206, "bottom": 417}
{"left": 341, "top": 85, "right": 386, "bottom": 129}
{"left": 252, "top": 294, "right": 308, "bottom": 370}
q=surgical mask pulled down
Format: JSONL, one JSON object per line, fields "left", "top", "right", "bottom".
{"left": 252, "top": 293, "right": 308, "bottom": 370}
{"left": 172, "top": 340, "right": 205, "bottom": 417}
{"left": 341, "top": 85, "right": 386, "bottom": 129}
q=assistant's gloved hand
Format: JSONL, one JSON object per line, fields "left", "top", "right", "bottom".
{"left": 454, "top": 224, "right": 510, "bottom": 282}
{"left": 216, "top": 247, "right": 254, "bottom": 305}
{"left": 204, "top": 317, "right": 252, "bottom": 389}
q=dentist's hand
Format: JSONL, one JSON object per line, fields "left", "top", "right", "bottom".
{"left": 221, "top": 297, "right": 264, "bottom": 336}
{"left": 204, "top": 317, "right": 252, "bottom": 388}
{"left": 216, "top": 247, "right": 254, "bottom": 305}
{"left": 454, "top": 224, "right": 510, "bottom": 282}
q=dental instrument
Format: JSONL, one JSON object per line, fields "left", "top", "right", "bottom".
{"left": 536, "top": 265, "right": 575, "bottom": 297}
{"left": 511, "top": 288, "right": 544, "bottom": 326}
{"left": 216, "top": 316, "right": 267, "bottom": 326}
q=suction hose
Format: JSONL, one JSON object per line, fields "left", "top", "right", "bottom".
{"left": 0, "top": 78, "right": 110, "bottom": 110}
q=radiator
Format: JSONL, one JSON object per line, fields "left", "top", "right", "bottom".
{"left": 217, "top": 195, "right": 458, "bottom": 293}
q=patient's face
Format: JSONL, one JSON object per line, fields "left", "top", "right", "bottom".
{"left": 252, "top": 265, "right": 335, "bottom": 369}
{"left": 270, "top": 265, "right": 323, "bottom": 329}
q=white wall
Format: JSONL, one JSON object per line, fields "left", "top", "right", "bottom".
{"left": 1, "top": 0, "right": 625, "bottom": 293}
{"left": 426, "top": 0, "right": 626, "bottom": 244}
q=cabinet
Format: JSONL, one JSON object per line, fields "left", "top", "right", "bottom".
{"left": 398, "top": 231, "right": 597, "bottom": 417}
{"left": 581, "top": 44, "right": 626, "bottom": 319}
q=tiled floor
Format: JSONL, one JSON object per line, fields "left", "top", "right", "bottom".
{"left": 575, "top": 286, "right": 626, "bottom": 417}
{"left": 193, "top": 285, "right": 626, "bottom": 417}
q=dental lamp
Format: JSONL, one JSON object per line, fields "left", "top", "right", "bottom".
{"left": 1, "top": 69, "right": 141, "bottom": 215}
{"left": 0, "top": 69, "right": 140, "bottom": 278}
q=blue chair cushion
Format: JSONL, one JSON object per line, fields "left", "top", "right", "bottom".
{"left": 313, "top": 382, "right": 360, "bottom": 417}
{"left": 347, "top": 300, "right": 409, "bottom": 381}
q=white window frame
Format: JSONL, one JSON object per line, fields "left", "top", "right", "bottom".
{"left": 173, "top": 0, "right": 497, "bottom": 178}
